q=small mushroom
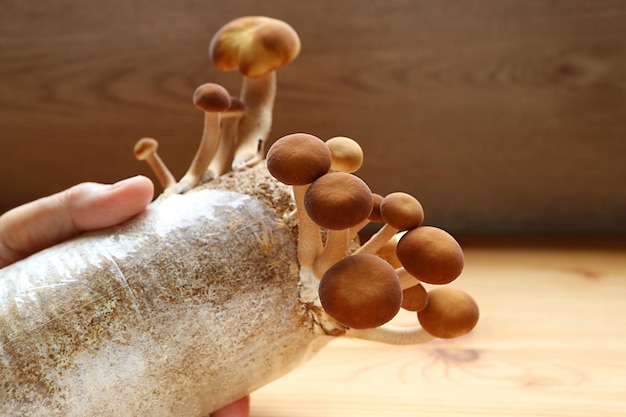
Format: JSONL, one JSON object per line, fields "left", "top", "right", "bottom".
{"left": 417, "top": 288, "right": 479, "bottom": 339}
{"left": 206, "top": 97, "right": 245, "bottom": 179}
{"left": 133, "top": 137, "right": 176, "bottom": 189}
{"left": 173, "top": 83, "right": 231, "bottom": 193}
{"left": 396, "top": 226, "right": 464, "bottom": 285}
{"left": 325, "top": 136, "right": 364, "bottom": 173}
{"left": 318, "top": 254, "right": 402, "bottom": 329}
{"left": 401, "top": 283, "right": 428, "bottom": 312}
{"left": 356, "top": 192, "right": 424, "bottom": 255}
{"left": 209, "top": 16, "right": 301, "bottom": 170}
{"left": 266, "top": 133, "right": 332, "bottom": 269}
{"left": 304, "top": 172, "right": 373, "bottom": 277}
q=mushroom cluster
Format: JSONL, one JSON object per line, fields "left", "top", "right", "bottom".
{"left": 134, "top": 16, "right": 301, "bottom": 193}
{"left": 134, "top": 16, "right": 478, "bottom": 344}
{"left": 266, "top": 133, "right": 479, "bottom": 341}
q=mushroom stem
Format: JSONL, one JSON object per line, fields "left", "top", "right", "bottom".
{"left": 354, "top": 223, "right": 398, "bottom": 255}
{"left": 233, "top": 72, "right": 276, "bottom": 171}
{"left": 294, "top": 184, "right": 323, "bottom": 269}
{"left": 173, "top": 111, "right": 222, "bottom": 192}
{"left": 207, "top": 100, "right": 245, "bottom": 179}
{"left": 312, "top": 229, "right": 350, "bottom": 279}
{"left": 146, "top": 153, "right": 176, "bottom": 190}
{"left": 396, "top": 267, "right": 420, "bottom": 290}
{"left": 345, "top": 325, "right": 435, "bottom": 345}
{"left": 133, "top": 137, "right": 176, "bottom": 190}
{"left": 348, "top": 217, "right": 371, "bottom": 241}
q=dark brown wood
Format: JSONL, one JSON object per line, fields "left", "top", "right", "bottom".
{"left": 1, "top": 0, "right": 625, "bottom": 234}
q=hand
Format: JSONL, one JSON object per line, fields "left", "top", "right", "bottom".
{"left": 0, "top": 176, "right": 154, "bottom": 267}
{"left": 210, "top": 397, "right": 250, "bottom": 417}
{"left": 0, "top": 176, "right": 250, "bottom": 417}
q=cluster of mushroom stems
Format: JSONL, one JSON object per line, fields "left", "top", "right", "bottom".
{"left": 134, "top": 16, "right": 300, "bottom": 194}
{"left": 133, "top": 16, "right": 479, "bottom": 345}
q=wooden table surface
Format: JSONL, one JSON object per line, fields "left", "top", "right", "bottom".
{"left": 250, "top": 238, "right": 626, "bottom": 417}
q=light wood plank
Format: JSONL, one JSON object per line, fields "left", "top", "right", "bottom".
{"left": 250, "top": 239, "right": 626, "bottom": 416}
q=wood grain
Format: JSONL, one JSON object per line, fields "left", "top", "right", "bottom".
{"left": 1, "top": 0, "right": 625, "bottom": 233}
{"left": 250, "top": 238, "right": 626, "bottom": 417}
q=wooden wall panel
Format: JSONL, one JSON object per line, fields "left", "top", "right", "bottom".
{"left": 1, "top": 0, "right": 625, "bottom": 234}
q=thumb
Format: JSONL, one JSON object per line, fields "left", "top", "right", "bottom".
{"left": 0, "top": 176, "right": 154, "bottom": 267}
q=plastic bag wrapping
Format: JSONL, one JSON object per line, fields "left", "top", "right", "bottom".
{"left": 0, "top": 188, "right": 322, "bottom": 417}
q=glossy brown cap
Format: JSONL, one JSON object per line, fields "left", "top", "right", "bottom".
{"left": 319, "top": 254, "right": 402, "bottom": 329}
{"left": 396, "top": 226, "right": 464, "bottom": 285}
{"left": 209, "top": 16, "right": 301, "bottom": 78}
{"left": 193, "top": 83, "right": 232, "bottom": 112}
{"left": 401, "top": 283, "right": 429, "bottom": 312}
{"left": 223, "top": 97, "right": 245, "bottom": 117}
{"left": 304, "top": 172, "right": 373, "bottom": 230}
{"left": 266, "top": 133, "right": 332, "bottom": 186}
{"left": 417, "top": 288, "right": 479, "bottom": 338}
{"left": 379, "top": 192, "right": 424, "bottom": 231}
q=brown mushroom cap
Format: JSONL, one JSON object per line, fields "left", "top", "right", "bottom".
{"left": 417, "top": 288, "right": 479, "bottom": 339}
{"left": 209, "top": 16, "right": 301, "bottom": 78}
{"left": 368, "top": 193, "right": 384, "bottom": 222}
{"left": 325, "top": 136, "right": 364, "bottom": 173}
{"left": 266, "top": 133, "right": 332, "bottom": 186}
{"left": 401, "top": 283, "right": 429, "bottom": 312}
{"left": 319, "top": 254, "right": 402, "bottom": 329}
{"left": 396, "top": 226, "right": 464, "bottom": 285}
{"left": 223, "top": 96, "right": 245, "bottom": 116}
{"left": 193, "top": 83, "right": 232, "bottom": 112}
{"left": 379, "top": 192, "right": 424, "bottom": 231}
{"left": 304, "top": 172, "right": 373, "bottom": 230}
{"left": 134, "top": 138, "right": 158, "bottom": 161}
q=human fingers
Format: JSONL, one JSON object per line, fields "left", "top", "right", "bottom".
{"left": 0, "top": 175, "right": 154, "bottom": 267}
{"left": 210, "top": 396, "right": 250, "bottom": 417}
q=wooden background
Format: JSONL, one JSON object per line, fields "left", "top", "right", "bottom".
{"left": 1, "top": 0, "right": 625, "bottom": 234}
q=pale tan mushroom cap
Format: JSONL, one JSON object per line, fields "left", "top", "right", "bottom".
{"left": 209, "top": 16, "right": 301, "bottom": 78}
{"left": 396, "top": 226, "right": 464, "bottom": 285}
{"left": 304, "top": 172, "right": 373, "bottom": 230}
{"left": 417, "top": 288, "right": 479, "bottom": 339}
{"left": 266, "top": 133, "right": 332, "bottom": 186}
{"left": 134, "top": 137, "right": 158, "bottom": 161}
{"left": 319, "top": 254, "right": 402, "bottom": 329}
{"left": 326, "top": 136, "right": 364, "bottom": 173}
{"left": 193, "top": 83, "right": 232, "bottom": 112}
{"left": 379, "top": 192, "right": 424, "bottom": 231}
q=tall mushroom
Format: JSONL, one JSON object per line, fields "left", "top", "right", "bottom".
{"left": 209, "top": 16, "right": 301, "bottom": 171}
{"left": 266, "top": 133, "right": 332, "bottom": 269}
{"left": 172, "top": 83, "right": 231, "bottom": 193}
{"left": 133, "top": 137, "right": 176, "bottom": 190}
